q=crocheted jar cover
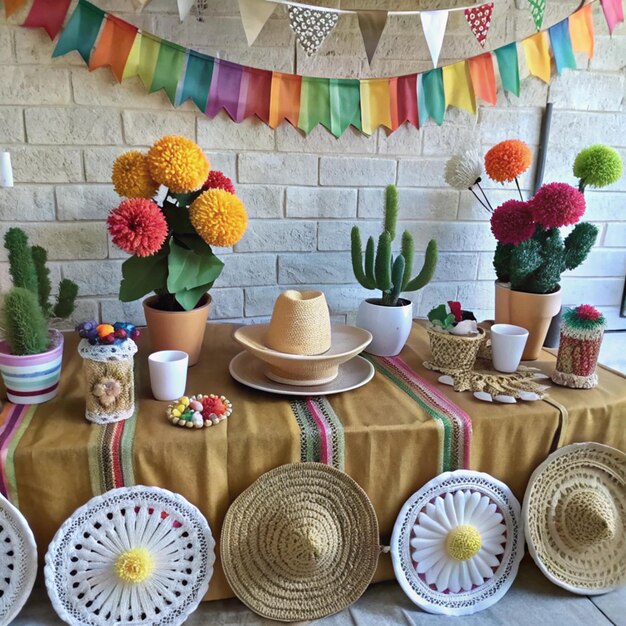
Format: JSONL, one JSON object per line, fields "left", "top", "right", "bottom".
{"left": 0, "top": 493, "right": 37, "bottom": 625}
{"left": 391, "top": 470, "right": 524, "bottom": 616}
{"left": 425, "top": 328, "right": 485, "bottom": 374}
{"left": 552, "top": 326, "right": 604, "bottom": 389}
{"left": 523, "top": 443, "right": 626, "bottom": 595}
{"left": 45, "top": 486, "right": 215, "bottom": 626}
{"left": 79, "top": 339, "right": 137, "bottom": 424}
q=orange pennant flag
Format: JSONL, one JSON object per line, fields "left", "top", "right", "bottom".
{"left": 269, "top": 72, "right": 302, "bottom": 129}
{"left": 4, "top": 0, "right": 26, "bottom": 17}
{"left": 360, "top": 78, "right": 392, "bottom": 135}
{"left": 468, "top": 53, "right": 497, "bottom": 105}
{"left": 443, "top": 60, "right": 476, "bottom": 115}
{"left": 89, "top": 15, "right": 138, "bottom": 82}
{"left": 522, "top": 31, "right": 551, "bottom": 83}
{"left": 569, "top": 4, "right": 594, "bottom": 58}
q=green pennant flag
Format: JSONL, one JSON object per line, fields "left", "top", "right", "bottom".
{"left": 52, "top": 0, "right": 104, "bottom": 64}
{"left": 494, "top": 42, "right": 520, "bottom": 97}
{"left": 178, "top": 51, "right": 214, "bottom": 111}
{"left": 527, "top": 0, "right": 545, "bottom": 30}
{"left": 298, "top": 77, "right": 331, "bottom": 134}
{"left": 150, "top": 41, "right": 186, "bottom": 105}
{"left": 421, "top": 68, "right": 445, "bottom": 125}
{"left": 329, "top": 79, "right": 361, "bottom": 137}
{"left": 137, "top": 34, "right": 161, "bottom": 91}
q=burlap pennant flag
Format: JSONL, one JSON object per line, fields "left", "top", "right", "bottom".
{"left": 464, "top": 3, "right": 494, "bottom": 47}
{"left": 239, "top": 0, "right": 277, "bottom": 46}
{"left": 527, "top": 0, "right": 546, "bottom": 30}
{"left": 357, "top": 10, "right": 388, "bottom": 65}
{"left": 288, "top": 5, "right": 339, "bottom": 56}
{"left": 421, "top": 10, "right": 449, "bottom": 68}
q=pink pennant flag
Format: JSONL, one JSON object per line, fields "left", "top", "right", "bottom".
{"left": 464, "top": 3, "right": 494, "bottom": 48}
{"left": 601, "top": 0, "right": 624, "bottom": 34}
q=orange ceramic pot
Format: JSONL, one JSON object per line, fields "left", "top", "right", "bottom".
{"left": 494, "top": 281, "right": 510, "bottom": 324}
{"left": 508, "top": 287, "right": 562, "bottom": 361}
{"left": 142, "top": 294, "right": 212, "bottom": 367}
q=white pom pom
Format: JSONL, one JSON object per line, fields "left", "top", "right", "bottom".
{"left": 444, "top": 149, "right": 483, "bottom": 190}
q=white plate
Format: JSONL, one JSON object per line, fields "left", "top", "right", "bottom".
{"left": 229, "top": 351, "right": 375, "bottom": 396}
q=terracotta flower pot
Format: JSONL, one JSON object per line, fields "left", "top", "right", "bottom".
{"left": 494, "top": 281, "right": 510, "bottom": 324}
{"left": 142, "top": 294, "right": 212, "bottom": 367}
{"left": 509, "top": 288, "right": 562, "bottom": 361}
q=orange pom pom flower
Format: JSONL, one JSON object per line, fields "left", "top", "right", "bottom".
{"left": 147, "top": 135, "right": 210, "bottom": 193}
{"left": 112, "top": 151, "right": 159, "bottom": 199}
{"left": 189, "top": 189, "right": 248, "bottom": 248}
{"left": 485, "top": 140, "right": 532, "bottom": 183}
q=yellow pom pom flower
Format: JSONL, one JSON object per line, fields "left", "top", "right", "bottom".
{"left": 147, "top": 135, "right": 210, "bottom": 193}
{"left": 114, "top": 547, "right": 155, "bottom": 584}
{"left": 111, "top": 151, "right": 159, "bottom": 199}
{"left": 189, "top": 189, "right": 248, "bottom": 248}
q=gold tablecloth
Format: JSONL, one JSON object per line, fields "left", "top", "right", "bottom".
{"left": 2, "top": 322, "right": 625, "bottom": 600}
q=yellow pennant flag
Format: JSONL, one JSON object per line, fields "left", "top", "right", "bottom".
{"left": 522, "top": 31, "right": 551, "bottom": 83}
{"left": 442, "top": 60, "right": 476, "bottom": 115}
{"left": 122, "top": 32, "right": 142, "bottom": 81}
{"left": 360, "top": 78, "right": 392, "bottom": 135}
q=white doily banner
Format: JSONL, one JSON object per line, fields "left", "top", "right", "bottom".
{"left": 421, "top": 9, "right": 449, "bottom": 68}
{"left": 239, "top": 0, "right": 278, "bottom": 45}
{"left": 288, "top": 5, "right": 339, "bottom": 56}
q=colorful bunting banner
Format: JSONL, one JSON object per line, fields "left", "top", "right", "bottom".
{"left": 464, "top": 3, "right": 494, "bottom": 48}
{"left": 23, "top": 0, "right": 72, "bottom": 39}
{"left": 601, "top": 0, "right": 624, "bottom": 33}
{"left": 528, "top": 0, "right": 546, "bottom": 30}
{"left": 357, "top": 10, "right": 389, "bottom": 66}
{"left": 549, "top": 20, "right": 577, "bottom": 74}
{"left": 421, "top": 10, "right": 449, "bottom": 68}
{"left": 569, "top": 4, "right": 595, "bottom": 57}
{"left": 239, "top": 0, "right": 277, "bottom": 46}
{"left": 27, "top": 0, "right": 618, "bottom": 139}
{"left": 288, "top": 5, "right": 339, "bottom": 56}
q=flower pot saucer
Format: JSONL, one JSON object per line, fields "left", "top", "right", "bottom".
{"left": 229, "top": 351, "right": 375, "bottom": 396}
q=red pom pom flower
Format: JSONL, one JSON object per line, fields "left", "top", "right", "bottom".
{"left": 107, "top": 198, "right": 168, "bottom": 257}
{"left": 202, "top": 170, "right": 236, "bottom": 194}
{"left": 574, "top": 304, "right": 601, "bottom": 321}
{"left": 530, "top": 182, "right": 586, "bottom": 229}
{"left": 490, "top": 199, "right": 536, "bottom": 246}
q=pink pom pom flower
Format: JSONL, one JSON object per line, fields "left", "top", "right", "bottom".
{"left": 107, "top": 198, "right": 168, "bottom": 257}
{"left": 490, "top": 199, "right": 536, "bottom": 246}
{"left": 530, "top": 182, "right": 586, "bottom": 229}
{"left": 202, "top": 170, "right": 236, "bottom": 194}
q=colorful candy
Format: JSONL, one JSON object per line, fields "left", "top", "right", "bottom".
{"left": 76, "top": 320, "right": 140, "bottom": 346}
{"left": 166, "top": 393, "right": 232, "bottom": 429}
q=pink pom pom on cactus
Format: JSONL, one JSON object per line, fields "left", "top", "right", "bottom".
{"left": 531, "top": 182, "right": 586, "bottom": 229}
{"left": 490, "top": 199, "right": 536, "bottom": 246}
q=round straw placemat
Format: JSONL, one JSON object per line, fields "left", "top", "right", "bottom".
{"left": 523, "top": 442, "right": 626, "bottom": 595}
{"left": 221, "top": 463, "right": 380, "bottom": 622}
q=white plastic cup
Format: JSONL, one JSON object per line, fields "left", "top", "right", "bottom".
{"left": 148, "top": 350, "right": 188, "bottom": 401}
{"left": 490, "top": 324, "right": 529, "bottom": 373}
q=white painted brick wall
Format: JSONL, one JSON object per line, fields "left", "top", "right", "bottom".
{"left": 0, "top": 0, "right": 624, "bottom": 330}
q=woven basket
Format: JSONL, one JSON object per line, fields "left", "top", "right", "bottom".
{"left": 426, "top": 327, "right": 485, "bottom": 373}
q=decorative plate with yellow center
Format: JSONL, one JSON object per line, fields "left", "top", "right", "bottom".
{"left": 391, "top": 470, "right": 523, "bottom": 616}
{"left": 44, "top": 486, "right": 215, "bottom": 625}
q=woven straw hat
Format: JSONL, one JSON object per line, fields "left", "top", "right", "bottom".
{"left": 266, "top": 290, "right": 331, "bottom": 355}
{"left": 221, "top": 463, "right": 380, "bottom": 621}
{"left": 391, "top": 470, "right": 524, "bottom": 616}
{"left": 523, "top": 442, "right": 626, "bottom": 595}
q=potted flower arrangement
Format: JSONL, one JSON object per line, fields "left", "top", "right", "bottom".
{"left": 351, "top": 185, "right": 438, "bottom": 356}
{"left": 108, "top": 135, "right": 248, "bottom": 365}
{"left": 425, "top": 301, "right": 484, "bottom": 373}
{"left": 444, "top": 141, "right": 622, "bottom": 360}
{"left": 0, "top": 228, "right": 78, "bottom": 403}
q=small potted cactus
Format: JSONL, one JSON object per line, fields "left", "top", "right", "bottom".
{"left": 0, "top": 228, "right": 78, "bottom": 404}
{"left": 351, "top": 185, "right": 438, "bottom": 356}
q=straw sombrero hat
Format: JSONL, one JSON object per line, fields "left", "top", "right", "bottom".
{"left": 234, "top": 291, "right": 371, "bottom": 385}
{"left": 221, "top": 463, "right": 380, "bottom": 621}
{"left": 391, "top": 470, "right": 524, "bottom": 616}
{"left": 523, "top": 442, "right": 626, "bottom": 595}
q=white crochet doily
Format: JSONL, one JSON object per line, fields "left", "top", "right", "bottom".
{"left": 0, "top": 493, "right": 37, "bottom": 626}
{"left": 78, "top": 339, "right": 138, "bottom": 362}
{"left": 45, "top": 486, "right": 215, "bottom": 626}
{"left": 391, "top": 470, "right": 524, "bottom": 616}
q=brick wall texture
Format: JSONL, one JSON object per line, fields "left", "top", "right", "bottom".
{"left": 0, "top": 0, "right": 624, "bottom": 329}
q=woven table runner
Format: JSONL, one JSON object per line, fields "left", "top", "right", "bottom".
{"left": 367, "top": 355, "right": 472, "bottom": 472}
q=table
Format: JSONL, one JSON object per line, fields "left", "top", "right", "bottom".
{"left": 1, "top": 322, "right": 624, "bottom": 601}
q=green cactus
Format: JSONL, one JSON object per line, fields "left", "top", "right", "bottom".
{"left": 351, "top": 185, "right": 438, "bottom": 306}
{"left": 1, "top": 228, "right": 79, "bottom": 355}
{"left": 493, "top": 224, "right": 598, "bottom": 294}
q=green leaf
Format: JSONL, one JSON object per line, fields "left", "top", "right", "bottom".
{"left": 174, "top": 282, "right": 213, "bottom": 311}
{"left": 174, "top": 233, "right": 214, "bottom": 256}
{"left": 167, "top": 239, "right": 224, "bottom": 294}
{"left": 119, "top": 252, "right": 169, "bottom": 302}
{"left": 427, "top": 304, "right": 448, "bottom": 324}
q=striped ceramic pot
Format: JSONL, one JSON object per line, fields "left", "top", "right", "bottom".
{"left": 0, "top": 330, "right": 64, "bottom": 404}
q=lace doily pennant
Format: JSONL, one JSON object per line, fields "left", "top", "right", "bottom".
{"left": 527, "top": 0, "right": 546, "bottom": 30}
{"left": 288, "top": 5, "right": 339, "bottom": 56}
{"left": 464, "top": 2, "right": 494, "bottom": 47}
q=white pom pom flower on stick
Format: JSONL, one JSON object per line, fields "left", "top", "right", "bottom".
{"left": 444, "top": 149, "right": 493, "bottom": 213}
